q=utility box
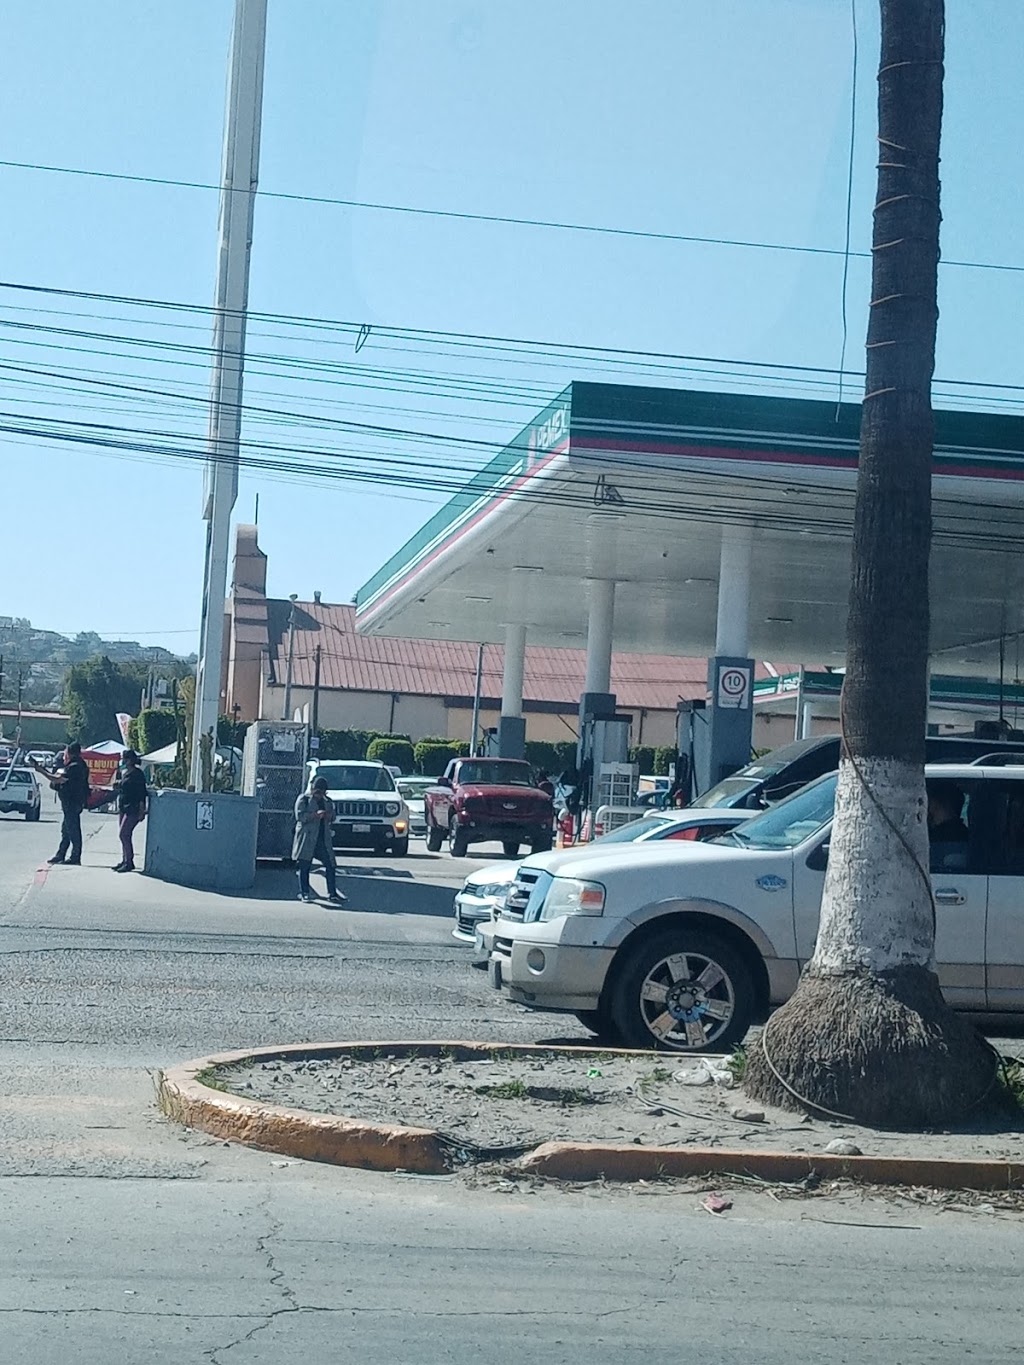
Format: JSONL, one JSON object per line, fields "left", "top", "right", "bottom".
{"left": 144, "top": 789, "right": 258, "bottom": 891}
{"left": 242, "top": 720, "right": 309, "bottom": 860}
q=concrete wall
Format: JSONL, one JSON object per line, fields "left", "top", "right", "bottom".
{"left": 145, "top": 790, "right": 258, "bottom": 890}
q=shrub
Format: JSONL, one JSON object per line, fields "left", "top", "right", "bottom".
{"left": 366, "top": 736, "right": 415, "bottom": 773}
{"left": 316, "top": 728, "right": 381, "bottom": 760}
{"left": 414, "top": 739, "right": 468, "bottom": 775}
{"left": 524, "top": 740, "right": 578, "bottom": 776}
{"left": 653, "top": 746, "right": 677, "bottom": 777}
{"left": 132, "top": 708, "right": 178, "bottom": 757}
{"left": 629, "top": 745, "right": 657, "bottom": 774}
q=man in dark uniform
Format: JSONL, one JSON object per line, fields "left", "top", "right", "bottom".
{"left": 43, "top": 743, "right": 91, "bottom": 865}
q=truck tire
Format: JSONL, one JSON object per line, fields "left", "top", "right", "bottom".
{"left": 26, "top": 807, "right": 41, "bottom": 822}
{"left": 449, "top": 825, "right": 469, "bottom": 858}
{"left": 530, "top": 828, "right": 553, "bottom": 854}
{"left": 426, "top": 822, "right": 443, "bottom": 853}
{"left": 608, "top": 927, "right": 754, "bottom": 1053}
{"left": 502, "top": 841, "right": 519, "bottom": 858}
{"left": 573, "top": 1007, "right": 619, "bottom": 1043}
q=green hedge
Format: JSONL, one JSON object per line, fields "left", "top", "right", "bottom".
{"left": 315, "top": 728, "right": 383, "bottom": 760}
{"left": 653, "top": 746, "right": 676, "bottom": 777}
{"left": 629, "top": 745, "right": 657, "bottom": 774}
{"left": 130, "top": 708, "right": 178, "bottom": 757}
{"left": 414, "top": 738, "right": 469, "bottom": 776}
{"left": 524, "top": 740, "right": 578, "bottom": 776}
{"left": 366, "top": 737, "right": 415, "bottom": 772}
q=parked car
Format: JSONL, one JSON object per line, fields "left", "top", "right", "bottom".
{"left": 305, "top": 760, "right": 410, "bottom": 856}
{"left": 455, "top": 808, "right": 750, "bottom": 945}
{"left": 395, "top": 777, "right": 434, "bottom": 838}
{"left": 424, "top": 758, "right": 554, "bottom": 857}
{"left": 690, "top": 733, "right": 1024, "bottom": 811}
{"left": 485, "top": 762, "right": 1024, "bottom": 1051}
{"left": 0, "top": 766, "right": 42, "bottom": 821}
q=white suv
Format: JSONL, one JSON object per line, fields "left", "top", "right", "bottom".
{"left": 486, "top": 763, "right": 1024, "bottom": 1052}
{"left": 305, "top": 760, "right": 410, "bottom": 856}
{"left": 0, "top": 766, "right": 42, "bottom": 822}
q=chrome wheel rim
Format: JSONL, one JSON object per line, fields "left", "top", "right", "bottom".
{"left": 636, "top": 950, "right": 735, "bottom": 1050}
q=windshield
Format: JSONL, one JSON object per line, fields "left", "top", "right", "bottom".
{"left": 592, "top": 814, "right": 670, "bottom": 844}
{"left": 689, "top": 776, "right": 762, "bottom": 809}
{"left": 313, "top": 764, "right": 396, "bottom": 793}
{"left": 1, "top": 769, "right": 32, "bottom": 786}
{"left": 718, "top": 772, "right": 837, "bottom": 850}
{"left": 458, "top": 761, "right": 535, "bottom": 787}
{"left": 397, "top": 778, "right": 433, "bottom": 798}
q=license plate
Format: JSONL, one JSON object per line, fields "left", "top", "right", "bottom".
{"left": 353, "top": 823, "right": 371, "bottom": 833}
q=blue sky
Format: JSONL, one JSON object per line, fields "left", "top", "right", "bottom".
{"left": 1, "top": 0, "right": 1021, "bottom": 651}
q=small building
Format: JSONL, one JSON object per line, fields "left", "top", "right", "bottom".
{"left": 0, "top": 708, "right": 69, "bottom": 747}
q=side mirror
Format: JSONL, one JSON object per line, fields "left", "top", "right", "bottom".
{"left": 437, "top": 776, "right": 452, "bottom": 789}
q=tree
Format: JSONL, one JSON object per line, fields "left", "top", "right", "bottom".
{"left": 63, "top": 657, "right": 149, "bottom": 745}
{"left": 745, "top": 0, "right": 993, "bottom": 1127}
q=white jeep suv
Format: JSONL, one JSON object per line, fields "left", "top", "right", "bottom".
{"left": 487, "top": 763, "right": 1024, "bottom": 1052}
{"left": 305, "top": 760, "right": 410, "bottom": 856}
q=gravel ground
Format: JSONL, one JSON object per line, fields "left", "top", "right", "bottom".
{"left": 215, "top": 1048, "right": 1024, "bottom": 1162}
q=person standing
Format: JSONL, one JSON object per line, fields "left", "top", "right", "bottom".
{"left": 293, "top": 776, "right": 346, "bottom": 904}
{"left": 114, "top": 750, "right": 148, "bottom": 873}
{"left": 41, "top": 743, "right": 91, "bottom": 866}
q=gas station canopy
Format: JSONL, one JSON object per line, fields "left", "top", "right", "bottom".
{"left": 355, "top": 382, "right": 1024, "bottom": 677}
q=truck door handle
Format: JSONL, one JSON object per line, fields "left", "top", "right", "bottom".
{"left": 934, "top": 888, "right": 965, "bottom": 906}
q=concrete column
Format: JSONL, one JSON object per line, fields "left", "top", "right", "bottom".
{"left": 701, "top": 525, "right": 756, "bottom": 793}
{"left": 715, "top": 524, "right": 753, "bottom": 658}
{"left": 498, "top": 623, "right": 527, "bottom": 758}
{"left": 501, "top": 624, "right": 526, "bottom": 718}
{"left": 584, "top": 580, "right": 616, "bottom": 696}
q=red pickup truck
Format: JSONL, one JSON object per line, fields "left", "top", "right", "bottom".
{"left": 424, "top": 758, "right": 554, "bottom": 857}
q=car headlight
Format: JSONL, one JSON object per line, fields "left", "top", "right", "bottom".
{"left": 385, "top": 802, "right": 400, "bottom": 816}
{"left": 475, "top": 882, "right": 511, "bottom": 900}
{"left": 538, "top": 877, "right": 605, "bottom": 921}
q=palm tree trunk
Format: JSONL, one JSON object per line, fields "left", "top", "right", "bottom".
{"left": 745, "top": 0, "right": 993, "bottom": 1127}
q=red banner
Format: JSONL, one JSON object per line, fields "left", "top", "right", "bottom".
{"left": 81, "top": 751, "right": 120, "bottom": 793}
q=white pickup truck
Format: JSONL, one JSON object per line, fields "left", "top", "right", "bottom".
{"left": 485, "top": 763, "right": 1024, "bottom": 1052}
{"left": 0, "top": 766, "right": 42, "bottom": 821}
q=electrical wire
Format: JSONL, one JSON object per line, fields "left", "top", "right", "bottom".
{"left": 2, "top": 155, "right": 1023, "bottom": 276}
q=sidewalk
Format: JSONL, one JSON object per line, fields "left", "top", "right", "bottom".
{"left": 22, "top": 813, "right": 456, "bottom": 945}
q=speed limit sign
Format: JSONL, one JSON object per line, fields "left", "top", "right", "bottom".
{"left": 717, "top": 665, "right": 751, "bottom": 710}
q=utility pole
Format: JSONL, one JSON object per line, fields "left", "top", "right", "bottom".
{"left": 190, "top": 0, "right": 268, "bottom": 790}
{"left": 311, "top": 643, "right": 322, "bottom": 735}
{"left": 469, "top": 643, "right": 485, "bottom": 756}
{"left": 282, "top": 594, "right": 298, "bottom": 721}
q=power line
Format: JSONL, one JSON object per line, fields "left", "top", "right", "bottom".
{"left": 1, "top": 155, "right": 1022, "bottom": 275}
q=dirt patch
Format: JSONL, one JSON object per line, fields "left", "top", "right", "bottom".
{"left": 208, "top": 1047, "right": 1024, "bottom": 1162}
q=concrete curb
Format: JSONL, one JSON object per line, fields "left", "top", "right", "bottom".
{"left": 159, "top": 1041, "right": 1024, "bottom": 1190}
{"left": 518, "top": 1142, "right": 1024, "bottom": 1190}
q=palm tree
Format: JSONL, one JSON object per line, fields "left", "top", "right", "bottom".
{"left": 745, "top": 0, "right": 994, "bottom": 1126}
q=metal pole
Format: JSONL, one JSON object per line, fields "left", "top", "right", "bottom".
{"left": 282, "top": 595, "right": 298, "bottom": 720}
{"left": 470, "top": 643, "right": 485, "bottom": 755}
{"left": 190, "top": 0, "right": 268, "bottom": 791}
{"left": 311, "top": 644, "right": 322, "bottom": 734}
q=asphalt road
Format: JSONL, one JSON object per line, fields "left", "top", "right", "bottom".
{"left": 2, "top": 806, "right": 1023, "bottom": 1362}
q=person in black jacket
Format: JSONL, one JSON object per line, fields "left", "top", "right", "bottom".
{"left": 42, "top": 742, "right": 91, "bottom": 866}
{"left": 114, "top": 749, "right": 148, "bottom": 873}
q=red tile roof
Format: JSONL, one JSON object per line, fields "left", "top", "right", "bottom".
{"left": 263, "top": 600, "right": 796, "bottom": 710}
